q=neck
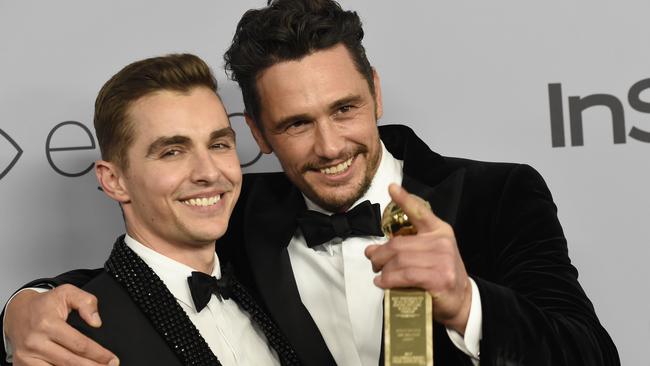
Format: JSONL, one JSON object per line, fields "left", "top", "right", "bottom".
{"left": 126, "top": 229, "right": 216, "bottom": 274}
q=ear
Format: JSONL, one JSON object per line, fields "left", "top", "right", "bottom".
{"left": 372, "top": 68, "right": 383, "bottom": 120}
{"left": 244, "top": 113, "right": 273, "bottom": 154}
{"left": 95, "top": 160, "right": 131, "bottom": 203}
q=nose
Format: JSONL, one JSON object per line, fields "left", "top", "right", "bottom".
{"left": 313, "top": 120, "right": 345, "bottom": 160}
{"left": 189, "top": 148, "right": 221, "bottom": 185}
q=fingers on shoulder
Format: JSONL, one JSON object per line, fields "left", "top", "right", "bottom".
{"left": 55, "top": 285, "right": 97, "bottom": 308}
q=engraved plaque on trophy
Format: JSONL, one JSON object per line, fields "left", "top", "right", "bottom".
{"left": 382, "top": 201, "right": 433, "bottom": 366}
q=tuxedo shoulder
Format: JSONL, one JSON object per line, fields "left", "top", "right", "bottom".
{"left": 440, "top": 156, "right": 551, "bottom": 198}
{"left": 68, "top": 270, "right": 148, "bottom": 328}
{"left": 69, "top": 271, "right": 132, "bottom": 322}
{"left": 77, "top": 270, "right": 116, "bottom": 295}
{"left": 443, "top": 156, "right": 545, "bottom": 182}
{"left": 67, "top": 271, "right": 182, "bottom": 365}
{"left": 241, "top": 171, "right": 293, "bottom": 199}
{"left": 242, "top": 171, "right": 288, "bottom": 187}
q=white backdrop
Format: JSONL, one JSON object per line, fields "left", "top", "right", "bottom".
{"left": 0, "top": 1, "right": 647, "bottom": 364}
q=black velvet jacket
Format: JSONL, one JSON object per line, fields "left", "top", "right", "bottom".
{"left": 220, "top": 124, "right": 619, "bottom": 365}
{"left": 1, "top": 125, "right": 619, "bottom": 366}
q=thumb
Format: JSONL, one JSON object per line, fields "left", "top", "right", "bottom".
{"left": 387, "top": 183, "right": 442, "bottom": 233}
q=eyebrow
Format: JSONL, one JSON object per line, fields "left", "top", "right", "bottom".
{"left": 209, "top": 126, "right": 236, "bottom": 141}
{"left": 146, "top": 135, "right": 191, "bottom": 156}
{"left": 145, "top": 127, "right": 236, "bottom": 156}
{"left": 274, "top": 94, "right": 365, "bottom": 131}
{"left": 329, "top": 94, "right": 364, "bottom": 111}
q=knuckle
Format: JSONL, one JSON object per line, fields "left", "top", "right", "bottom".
{"left": 438, "top": 236, "right": 455, "bottom": 249}
{"left": 23, "top": 334, "right": 41, "bottom": 352}
{"left": 72, "top": 337, "right": 89, "bottom": 354}
{"left": 57, "top": 284, "right": 74, "bottom": 293}
{"left": 61, "top": 352, "right": 77, "bottom": 366}
{"left": 86, "top": 294, "right": 98, "bottom": 307}
{"left": 403, "top": 268, "right": 419, "bottom": 283}
{"left": 34, "top": 316, "right": 52, "bottom": 332}
{"left": 439, "top": 221, "right": 452, "bottom": 231}
{"left": 441, "top": 267, "right": 457, "bottom": 287}
{"left": 393, "top": 252, "right": 409, "bottom": 268}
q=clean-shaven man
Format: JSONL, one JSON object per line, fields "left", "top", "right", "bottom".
{"left": 3, "top": 53, "right": 298, "bottom": 366}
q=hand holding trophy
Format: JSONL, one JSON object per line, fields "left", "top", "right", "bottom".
{"left": 381, "top": 196, "right": 433, "bottom": 366}
{"left": 366, "top": 184, "right": 473, "bottom": 366}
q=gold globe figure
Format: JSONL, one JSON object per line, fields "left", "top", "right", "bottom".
{"left": 381, "top": 200, "right": 431, "bottom": 238}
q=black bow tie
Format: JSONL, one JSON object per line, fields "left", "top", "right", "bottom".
{"left": 187, "top": 267, "right": 233, "bottom": 312}
{"left": 296, "top": 200, "right": 384, "bottom": 248}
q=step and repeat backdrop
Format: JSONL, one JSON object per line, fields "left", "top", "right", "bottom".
{"left": 1, "top": 1, "right": 647, "bottom": 364}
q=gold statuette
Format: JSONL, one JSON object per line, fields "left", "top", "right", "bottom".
{"left": 382, "top": 200, "right": 433, "bottom": 366}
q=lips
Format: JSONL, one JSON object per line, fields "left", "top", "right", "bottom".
{"left": 180, "top": 194, "right": 222, "bottom": 207}
{"left": 319, "top": 157, "right": 353, "bottom": 175}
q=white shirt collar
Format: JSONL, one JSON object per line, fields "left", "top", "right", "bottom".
{"left": 303, "top": 141, "right": 404, "bottom": 214}
{"left": 123, "top": 234, "right": 221, "bottom": 310}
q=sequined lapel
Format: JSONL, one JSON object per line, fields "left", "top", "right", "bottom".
{"left": 228, "top": 274, "right": 301, "bottom": 365}
{"left": 105, "top": 238, "right": 220, "bottom": 366}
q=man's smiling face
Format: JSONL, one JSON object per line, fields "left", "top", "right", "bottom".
{"left": 117, "top": 86, "right": 241, "bottom": 250}
{"left": 248, "top": 44, "right": 383, "bottom": 212}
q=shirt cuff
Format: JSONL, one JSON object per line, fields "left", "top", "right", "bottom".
{"left": 3, "top": 287, "right": 50, "bottom": 362}
{"left": 446, "top": 278, "right": 482, "bottom": 365}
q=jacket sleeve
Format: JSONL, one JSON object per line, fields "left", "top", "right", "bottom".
{"left": 475, "top": 164, "right": 619, "bottom": 366}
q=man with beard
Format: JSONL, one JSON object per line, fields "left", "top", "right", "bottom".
{"left": 2, "top": 1, "right": 619, "bottom": 365}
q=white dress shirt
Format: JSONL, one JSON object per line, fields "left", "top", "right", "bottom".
{"left": 3, "top": 235, "right": 280, "bottom": 366}
{"left": 287, "top": 142, "right": 482, "bottom": 366}
{"left": 123, "top": 235, "right": 279, "bottom": 366}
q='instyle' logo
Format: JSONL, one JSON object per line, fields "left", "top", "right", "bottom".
{"left": 548, "top": 78, "right": 650, "bottom": 147}
{"left": 0, "top": 129, "right": 23, "bottom": 180}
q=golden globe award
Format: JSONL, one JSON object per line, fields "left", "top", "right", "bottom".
{"left": 381, "top": 201, "right": 433, "bottom": 366}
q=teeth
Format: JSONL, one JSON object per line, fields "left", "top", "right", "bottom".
{"left": 182, "top": 195, "right": 221, "bottom": 207}
{"left": 320, "top": 157, "right": 353, "bottom": 175}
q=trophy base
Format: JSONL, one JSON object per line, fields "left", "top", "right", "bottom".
{"left": 384, "top": 288, "right": 433, "bottom": 366}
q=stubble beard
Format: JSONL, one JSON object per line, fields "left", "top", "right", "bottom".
{"left": 299, "top": 144, "right": 381, "bottom": 213}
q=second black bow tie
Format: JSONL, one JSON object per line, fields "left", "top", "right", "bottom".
{"left": 296, "top": 200, "right": 384, "bottom": 248}
{"left": 187, "top": 267, "right": 233, "bottom": 312}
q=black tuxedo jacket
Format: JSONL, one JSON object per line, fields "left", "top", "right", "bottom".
{"left": 1, "top": 125, "right": 619, "bottom": 366}
{"left": 218, "top": 125, "right": 619, "bottom": 365}
{"left": 65, "top": 238, "right": 299, "bottom": 366}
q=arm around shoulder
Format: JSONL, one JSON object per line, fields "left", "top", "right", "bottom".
{"left": 1, "top": 268, "right": 117, "bottom": 365}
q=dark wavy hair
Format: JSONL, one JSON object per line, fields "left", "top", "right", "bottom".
{"left": 224, "top": 0, "right": 374, "bottom": 127}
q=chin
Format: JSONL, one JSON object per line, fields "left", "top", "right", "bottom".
{"left": 183, "top": 237, "right": 218, "bottom": 249}
{"left": 182, "top": 227, "right": 225, "bottom": 245}
{"left": 310, "top": 190, "right": 362, "bottom": 212}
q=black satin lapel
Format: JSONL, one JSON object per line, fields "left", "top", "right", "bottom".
{"left": 243, "top": 183, "right": 336, "bottom": 365}
{"left": 402, "top": 168, "right": 466, "bottom": 227}
{"left": 105, "top": 237, "right": 220, "bottom": 365}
